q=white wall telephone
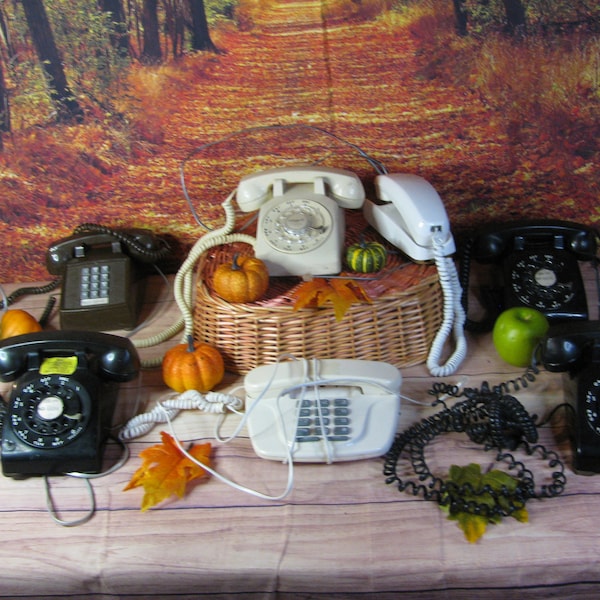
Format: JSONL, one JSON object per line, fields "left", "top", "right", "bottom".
{"left": 244, "top": 358, "right": 401, "bottom": 463}
{"left": 236, "top": 166, "right": 365, "bottom": 276}
{"left": 363, "top": 173, "right": 467, "bottom": 377}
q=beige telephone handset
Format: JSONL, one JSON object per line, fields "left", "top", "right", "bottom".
{"left": 236, "top": 166, "right": 365, "bottom": 276}
{"left": 363, "top": 173, "right": 467, "bottom": 377}
{"left": 244, "top": 358, "right": 401, "bottom": 463}
{"left": 363, "top": 173, "right": 455, "bottom": 261}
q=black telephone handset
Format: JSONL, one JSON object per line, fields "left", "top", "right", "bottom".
{"left": 541, "top": 321, "right": 600, "bottom": 474}
{"left": 461, "top": 219, "right": 598, "bottom": 331}
{"left": 46, "top": 224, "right": 170, "bottom": 331}
{"left": 0, "top": 330, "right": 139, "bottom": 478}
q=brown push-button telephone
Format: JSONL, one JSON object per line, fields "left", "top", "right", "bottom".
{"left": 46, "top": 224, "right": 170, "bottom": 331}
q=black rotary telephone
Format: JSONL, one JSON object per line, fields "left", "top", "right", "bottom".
{"left": 0, "top": 330, "right": 139, "bottom": 478}
{"left": 541, "top": 321, "right": 600, "bottom": 474}
{"left": 460, "top": 219, "right": 598, "bottom": 331}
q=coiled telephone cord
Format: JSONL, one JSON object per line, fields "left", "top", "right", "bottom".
{"left": 119, "top": 389, "right": 244, "bottom": 440}
{"left": 426, "top": 233, "right": 467, "bottom": 377}
{"left": 131, "top": 191, "right": 256, "bottom": 366}
{"left": 383, "top": 378, "right": 566, "bottom": 518}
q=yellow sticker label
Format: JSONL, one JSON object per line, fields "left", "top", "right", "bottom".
{"left": 40, "top": 356, "right": 78, "bottom": 375}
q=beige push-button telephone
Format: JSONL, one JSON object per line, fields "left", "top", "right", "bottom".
{"left": 244, "top": 358, "right": 401, "bottom": 463}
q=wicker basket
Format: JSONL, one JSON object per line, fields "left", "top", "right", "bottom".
{"left": 193, "top": 216, "right": 443, "bottom": 374}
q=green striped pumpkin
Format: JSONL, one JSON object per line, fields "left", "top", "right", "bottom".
{"left": 346, "top": 240, "right": 387, "bottom": 273}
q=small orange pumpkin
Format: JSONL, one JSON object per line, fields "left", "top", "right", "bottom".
{"left": 162, "top": 336, "right": 224, "bottom": 393}
{"left": 0, "top": 309, "right": 42, "bottom": 340}
{"left": 212, "top": 253, "right": 269, "bottom": 303}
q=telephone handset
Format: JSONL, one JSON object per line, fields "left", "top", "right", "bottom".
{"left": 236, "top": 166, "right": 365, "bottom": 276}
{"left": 363, "top": 173, "right": 456, "bottom": 261}
{"left": 461, "top": 220, "right": 598, "bottom": 330}
{"left": 244, "top": 358, "right": 401, "bottom": 462}
{"left": 363, "top": 173, "right": 466, "bottom": 377}
{"left": 0, "top": 330, "right": 139, "bottom": 478}
{"left": 541, "top": 321, "right": 600, "bottom": 473}
{"left": 46, "top": 224, "right": 170, "bottom": 331}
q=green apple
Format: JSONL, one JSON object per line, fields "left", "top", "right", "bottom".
{"left": 492, "top": 307, "right": 549, "bottom": 367}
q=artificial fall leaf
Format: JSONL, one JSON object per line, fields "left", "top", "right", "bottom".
{"left": 292, "top": 278, "right": 371, "bottom": 321}
{"left": 124, "top": 431, "right": 212, "bottom": 512}
{"left": 440, "top": 463, "right": 528, "bottom": 543}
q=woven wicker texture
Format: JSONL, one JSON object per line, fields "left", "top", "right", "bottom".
{"left": 193, "top": 212, "right": 443, "bottom": 373}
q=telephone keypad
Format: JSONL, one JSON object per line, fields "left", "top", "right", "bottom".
{"left": 295, "top": 397, "right": 352, "bottom": 443}
{"left": 80, "top": 265, "right": 111, "bottom": 306}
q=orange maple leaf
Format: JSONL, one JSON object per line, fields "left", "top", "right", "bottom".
{"left": 292, "top": 278, "right": 371, "bottom": 321}
{"left": 124, "top": 431, "right": 212, "bottom": 511}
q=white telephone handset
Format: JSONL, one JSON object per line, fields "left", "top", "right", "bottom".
{"left": 363, "top": 173, "right": 467, "bottom": 377}
{"left": 244, "top": 358, "right": 401, "bottom": 463}
{"left": 236, "top": 166, "right": 365, "bottom": 276}
{"left": 363, "top": 173, "right": 455, "bottom": 261}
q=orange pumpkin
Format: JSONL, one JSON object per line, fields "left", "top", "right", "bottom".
{"left": 212, "top": 253, "right": 269, "bottom": 303}
{"left": 162, "top": 336, "right": 224, "bottom": 393}
{"left": 0, "top": 309, "right": 42, "bottom": 340}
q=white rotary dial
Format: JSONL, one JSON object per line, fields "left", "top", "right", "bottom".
{"left": 261, "top": 198, "right": 332, "bottom": 253}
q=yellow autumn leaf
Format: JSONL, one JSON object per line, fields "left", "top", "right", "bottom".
{"left": 291, "top": 278, "right": 371, "bottom": 321}
{"left": 124, "top": 431, "right": 212, "bottom": 511}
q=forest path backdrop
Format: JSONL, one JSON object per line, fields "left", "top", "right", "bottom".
{"left": 1, "top": 1, "right": 597, "bottom": 282}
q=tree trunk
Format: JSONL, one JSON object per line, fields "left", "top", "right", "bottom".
{"left": 502, "top": 0, "right": 527, "bottom": 36}
{"left": 188, "top": 0, "right": 216, "bottom": 52}
{"left": 452, "top": 0, "right": 468, "bottom": 36}
{"left": 98, "top": 0, "right": 130, "bottom": 57}
{"left": 141, "top": 0, "right": 162, "bottom": 64}
{"left": 0, "top": 57, "right": 8, "bottom": 148}
{"left": 20, "top": 0, "right": 83, "bottom": 122}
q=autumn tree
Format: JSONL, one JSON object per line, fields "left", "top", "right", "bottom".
{"left": 0, "top": 6, "right": 11, "bottom": 141}
{"left": 452, "top": 0, "right": 468, "bottom": 35}
{"left": 99, "top": 0, "right": 130, "bottom": 57}
{"left": 451, "top": 0, "right": 600, "bottom": 37}
{"left": 502, "top": 0, "right": 526, "bottom": 35}
{"left": 140, "top": 0, "right": 162, "bottom": 64}
{"left": 20, "top": 0, "right": 83, "bottom": 122}
{"left": 189, "top": 0, "right": 216, "bottom": 52}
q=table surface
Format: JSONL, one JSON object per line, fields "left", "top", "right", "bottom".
{"left": 1, "top": 264, "right": 600, "bottom": 600}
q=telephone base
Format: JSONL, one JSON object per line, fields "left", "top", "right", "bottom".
{"left": 244, "top": 359, "right": 402, "bottom": 463}
{"left": 1, "top": 374, "right": 118, "bottom": 479}
{"left": 59, "top": 257, "right": 143, "bottom": 331}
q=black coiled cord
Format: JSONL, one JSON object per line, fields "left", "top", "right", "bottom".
{"left": 383, "top": 378, "right": 566, "bottom": 518}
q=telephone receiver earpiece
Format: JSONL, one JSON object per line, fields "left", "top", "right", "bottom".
{"left": 541, "top": 321, "right": 600, "bottom": 372}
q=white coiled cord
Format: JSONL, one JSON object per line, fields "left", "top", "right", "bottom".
{"left": 426, "top": 233, "right": 467, "bottom": 377}
{"left": 119, "top": 389, "right": 244, "bottom": 440}
{"left": 132, "top": 191, "right": 256, "bottom": 365}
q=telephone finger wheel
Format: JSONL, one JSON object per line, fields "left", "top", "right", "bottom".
{"left": 9, "top": 376, "right": 90, "bottom": 448}
{"left": 509, "top": 252, "right": 578, "bottom": 311}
